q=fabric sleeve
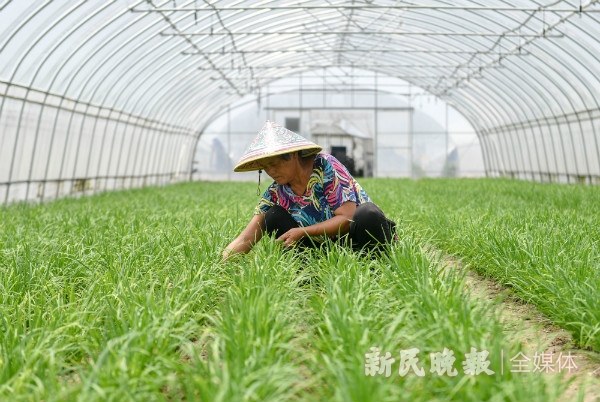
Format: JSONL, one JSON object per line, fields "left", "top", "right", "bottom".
{"left": 321, "top": 154, "right": 358, "bottom": 211}
{"left": 254, "top": 182, "right": 277, "bottom": 215}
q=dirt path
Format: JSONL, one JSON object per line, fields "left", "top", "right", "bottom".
{"left": 443, "top": 254, "right": 600, "bottom": 401}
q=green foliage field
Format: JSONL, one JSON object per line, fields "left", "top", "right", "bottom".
{"left": 369, "top": 178, "right": 600, "bottom": 352}
{"left": 0, "top": 179, "right": 593, "bottom": 401}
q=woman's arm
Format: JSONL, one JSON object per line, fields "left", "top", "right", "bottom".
{"left": 222, "top": 213, "right": 265, "bottom": 260}
{"left": 276, "top": 201, "right": 356, "bottom": 247}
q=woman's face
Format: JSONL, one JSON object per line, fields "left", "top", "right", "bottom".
{"left": 260, "top": 154, "right": 297, "bottom": 185}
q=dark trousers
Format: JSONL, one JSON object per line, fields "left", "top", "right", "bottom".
{"left": 263, "top": 203, "right": 396, "bottom": 251}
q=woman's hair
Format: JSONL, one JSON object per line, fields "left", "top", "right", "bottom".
{"left": 278, "top": 151, "right": 314, "bottom": 161}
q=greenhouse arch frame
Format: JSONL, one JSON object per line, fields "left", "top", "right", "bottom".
{"left": 2, "top": 0, "right": 600, "bottom": 204}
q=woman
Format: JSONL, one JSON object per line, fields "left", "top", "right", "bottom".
{"left": 222, "top": 120, "right": 396, "bottom": 260}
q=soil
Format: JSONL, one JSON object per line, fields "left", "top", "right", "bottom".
{"left": 443, "top": 253, "right": 600, "bottom": 402}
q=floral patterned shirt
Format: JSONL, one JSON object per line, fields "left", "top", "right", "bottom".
{"left": 255, "top": 153, "right": 371, "bottom": 239}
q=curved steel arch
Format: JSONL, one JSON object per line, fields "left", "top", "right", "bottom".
{"left": 3, "top": 0, "right": 600, "bottom": 203}
{"left": 473, "top": 27, "right": 600, "bottom": 179}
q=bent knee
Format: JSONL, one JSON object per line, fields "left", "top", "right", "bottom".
{"left": 352, "top": 202, "right": 384, "bottom": 221}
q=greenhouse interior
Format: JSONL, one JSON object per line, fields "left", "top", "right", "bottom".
{"left": 1, "top": 1, "right": 600, "bottom": 401}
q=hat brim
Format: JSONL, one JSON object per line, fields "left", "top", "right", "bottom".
{"left": 233, "top": 145, "right": 322, "bottom": 172}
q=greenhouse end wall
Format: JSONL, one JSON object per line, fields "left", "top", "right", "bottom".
{"left": 193, "top": 78, "right": 485, "bottom": 183}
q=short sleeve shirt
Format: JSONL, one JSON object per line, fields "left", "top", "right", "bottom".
{"left": 255, "top": 153, "right": 371, "bottom": 230}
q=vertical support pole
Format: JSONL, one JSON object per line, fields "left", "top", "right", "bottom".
{"left": 227, "top": 105, "right": 231, "bottom": 181}
{"left": 373, "top": 71, "right": 378, "bottom": 178}
{"left": 445, "top": 102, "right": 449, "bottom": 176}
{"left": 409, "top": 83, "right": 414, "bottom": 178}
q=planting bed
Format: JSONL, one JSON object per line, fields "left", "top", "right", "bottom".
{"left": 0, "top": 180, "right": 596, "bottom": 401}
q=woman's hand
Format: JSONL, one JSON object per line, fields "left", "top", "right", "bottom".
{"left": 275, "top": 202, "right": 357, "bottom": 248}
{"left": 222, "top": 213, "right": 265, "bottom": 261}
{"left": 276, "top": 227, "right": 307, "bottom": 247}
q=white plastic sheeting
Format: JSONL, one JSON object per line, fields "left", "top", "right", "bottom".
{"left": 2, "top": 1, "right": 600, "bottom": 203}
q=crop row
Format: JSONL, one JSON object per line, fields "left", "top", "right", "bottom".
{"left": 368, "top": 177, "right": 600, "bottom": 352}
{"left": 0, "top": 181, "right": 574, "bottom": 400}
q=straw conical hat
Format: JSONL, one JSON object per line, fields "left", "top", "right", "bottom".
{"left": 234, "top": 120, "right": 322, "bottom": 172}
